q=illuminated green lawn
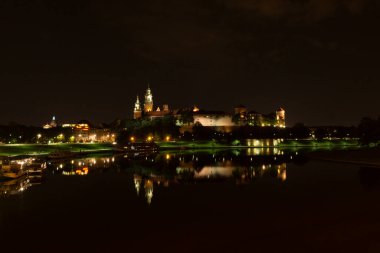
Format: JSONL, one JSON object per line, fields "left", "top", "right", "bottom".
{"left": 157, "top": 139, "right": 359, "bottom": 149}
{"left": 0, "top": 143, "right": 115, "bottom": 156}
{"left": 279, "top": 139, "right": 359, "bottom": 147}
{"left": 0, "top": 140, "right": 360, "bottom": 156}
{"left": 156, "top": 140, "right": 235, "bottom": 149}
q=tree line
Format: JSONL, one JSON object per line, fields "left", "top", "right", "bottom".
{"left": 1, "top": 116, "right": 379, "bottom": 145}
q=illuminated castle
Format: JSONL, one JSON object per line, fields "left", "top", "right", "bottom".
{"left": 133, "top": 96, "right": 142, "bottom": 119}
{"left": 43, "top": 116, "right": 57, "bottom": 129}
{"left": 276, "top": 108, "right": 286, "bottom": 128}
{"left": 133, "top": 85, "right": 286, "bottom": 129}
{"left": 144, "top": 85, "right": 153, "bottom": 112}
{"left": 134, "top": 85, "right": 171, "bottom": 120}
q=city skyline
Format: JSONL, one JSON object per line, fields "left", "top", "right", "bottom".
{"left": 1, "top": 2, "right": 380, "bottom": 252}
{"left": 1, "top": 0, "right": 379, "bottom": 126}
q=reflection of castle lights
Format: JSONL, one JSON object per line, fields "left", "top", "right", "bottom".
{"left": 134, "top": 176, "right": 142, "bottom": 196}
{"left": 75, "top": 167, "right": 89, "bottom": 176}
{"left": 144, "top": 180, "right": 154, "bottom": 205}
{"left": 277, "top": 164, "right": 287, "bottom": 181}
{"left": 62, "top": 171, "right": 76, "bottom": 176}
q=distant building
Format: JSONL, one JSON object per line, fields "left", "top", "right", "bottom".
{"left": 43, "top": 116, "right": 58, "bottom": 129}
{"left": 247, "top": 111, "right": 263, "bottom": 126}
{"left": 276, "top": 108, "right": 286, "bottom": 128}
{"left": 132, "top": 85, "right": 286, "bottom": 131}
{"left": 133, "top": 96, "right": 142, "bottom": 119}
{"left": 144, "top": 85, "right": 154, "bottom": 112}
{"left": 62, "top": 120, "right": 116, "bottom": 143}
{"left": 192, "top": 110, "right": 235, "bottom": 132}
{"left": 133, "top": 85, "right": 172, "bottom": 120}
{"left": 234, "top": 105, "right": 247, "bottom": 115}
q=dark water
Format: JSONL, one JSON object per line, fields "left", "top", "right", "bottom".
{"left": 1, "top": 149, "right": 380, "bottom": 253}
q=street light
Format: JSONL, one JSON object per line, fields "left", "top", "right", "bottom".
{"left": 37, "top": 134, "right": 42, "bottom": 143}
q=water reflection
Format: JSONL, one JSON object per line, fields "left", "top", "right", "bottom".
{"left": 0, "top": 157, "right": 46, "bottom": 197}
{"left": 48, "top": 156, "right": 118, "bottom": 176}
{"left": 133, "top": 162, "right": 287, "bottom": 204}
{"left": 1, "top": 149, "right": 298, "bottom": 202}
{"left": 129, "top": 151, "right": 293, "bottom": 204}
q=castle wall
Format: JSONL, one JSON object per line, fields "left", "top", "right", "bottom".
{"left": 193, "top": 115, "right": 235, "bottom": 127}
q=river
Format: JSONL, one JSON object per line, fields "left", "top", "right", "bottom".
{"left": 0, "top": 149, "right": 379, "bottom": 252}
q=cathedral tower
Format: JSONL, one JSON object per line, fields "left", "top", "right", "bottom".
{"left": 144, "top": 85, "right": 153, "bottom": 112}
{"left": 134, "top": 95, "right": 142, "bottom": 119}
{"left": 276, "top": 107, "right": 286, "bottom": 128}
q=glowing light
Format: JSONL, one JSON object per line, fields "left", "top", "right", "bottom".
{"left": 165, "top": 136, "right": 170, "bottom": 141}
{"left": 75, "top": 167, "right": 89, "bottom": 175}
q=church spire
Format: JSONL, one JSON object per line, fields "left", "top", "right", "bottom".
{"left": 133, "top": 95, "right": 142, "bottom": 119}
{"left": 134, "top": 95, "right": 141, "bottom": 111}
{"left": 144, "top": 84, "right": 153, "bottom": 112}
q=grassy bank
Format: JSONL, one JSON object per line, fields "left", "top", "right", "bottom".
{"left": 156, "top": 140, "right": 239, "bottom": 149}
{"left": 0, "top": 139, "right": 361, "bottom": 156}
{"left": 0, "top": 143, "right": 116, "bottom": 156}
{"left": 279, "top": 139, "right": 359, "bottom": 147}
{"left": 157, "top": 139, "right": 360, "bottom": 150}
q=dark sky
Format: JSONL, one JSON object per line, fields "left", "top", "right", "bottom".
{"left": 1, "top": 0, "right": 379, "bottom": 126}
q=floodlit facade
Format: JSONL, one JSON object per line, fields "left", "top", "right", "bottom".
{"left": 276, "top": 108, "right": 286, "bottom": 128}
{"left": 132, "top": 85, "right": 286, "bottom": 130}
{"left": 133, "top": 96, "right": 142, "bottom": 119}
{"left": 134, "top": 85, "right": 171, "bottom": 120}
{"left": 43, "top": 116, "right": 58, "bottom": 129}
{"left": 144, "top": 85, "right": 154, "bottom": 112}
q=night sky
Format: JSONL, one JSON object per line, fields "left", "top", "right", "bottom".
{"left": 1, "top": 0, "right": 379, "bottom": 126}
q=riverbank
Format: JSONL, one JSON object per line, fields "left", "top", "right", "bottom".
{"left": 0, "top": 139, "right": 362, "bottom": 157}
{"left": 157, "top": 139, "right": 360, "bottom": 150}
{"left": 280, "top": 139, "right": 359, "bottom": 147}
{"left": 307, "top": 146, "right": 380, "bottom": 167}
{"left": 0, "top": 143, "right": 117, "bottom": 156}
{"left": 157, "top": 140, "right": 237, "bottom": 149}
